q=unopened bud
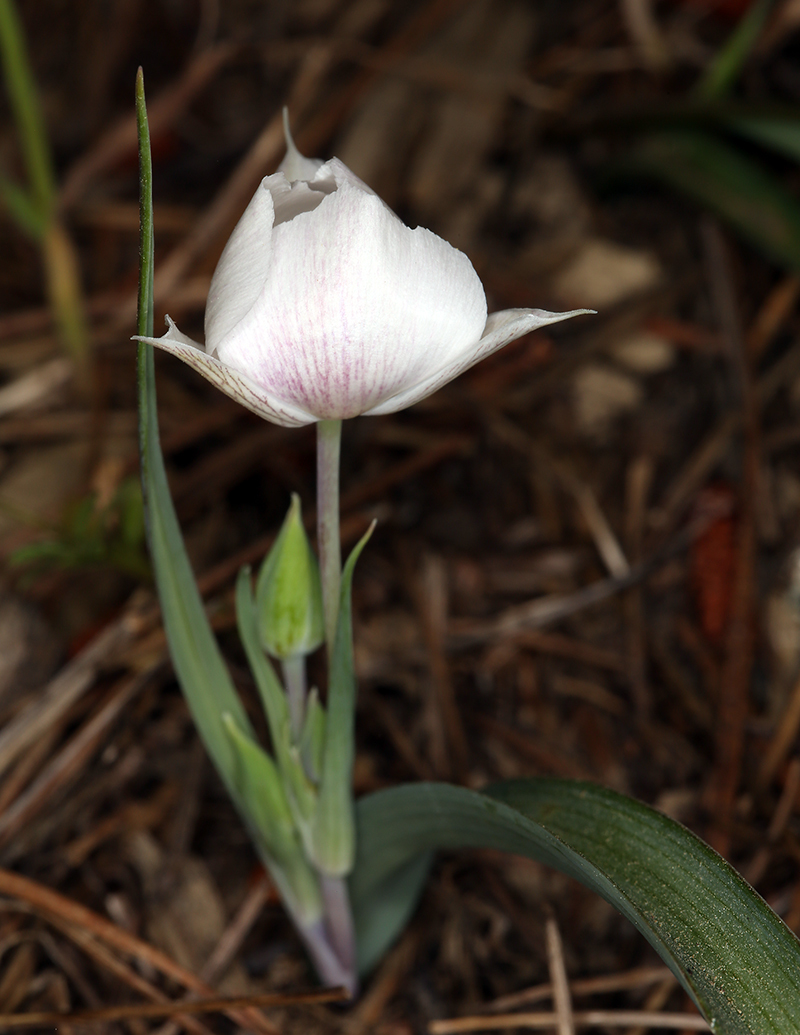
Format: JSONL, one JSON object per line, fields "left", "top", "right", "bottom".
{"left": 256, "top": 494, "right": 324, "bottom": 659}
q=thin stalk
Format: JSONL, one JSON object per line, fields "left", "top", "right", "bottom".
{"left": 316, "top": 419, "right": 342, "bottom": 653}
{"left": 281, "top": 654, "right": 307, "bottom": 741}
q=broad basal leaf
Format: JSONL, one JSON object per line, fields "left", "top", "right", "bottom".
{"left": 351, "top": 779, "right": 800, "bottom": 1034}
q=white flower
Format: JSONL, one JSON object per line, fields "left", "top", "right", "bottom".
{"left": 137, "top": 129, "right": 590, "bottom": 427}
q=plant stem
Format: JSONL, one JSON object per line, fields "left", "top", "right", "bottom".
{"left": 281, "top": 654, "right": 307, "bottom": 741}
{"left": 316, "top": 419, "right": 342, "bottom": 654}
{"left": 320, "top": 873, "right": 357, "bottom": 992}
{"left": 299, "top": 914, "right": 357, "bottom": 997}
{"left": 315, "top": 419, "right": 358, "bottom": 993}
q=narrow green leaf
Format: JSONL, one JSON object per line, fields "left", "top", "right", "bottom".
{"left": 136, "top": 71, "right": 257, "bottom": 824}
{"left": 626, "top": 130, "right": 800, "bottom": 272}
{"left": 135, "top": 69, "right": 153, "bottom": 343}
{"left": 312, "top": 523, "right": 375, "bottom": 876}
{"left": 351, "top": 779, "right": 800, "bottom": 1033}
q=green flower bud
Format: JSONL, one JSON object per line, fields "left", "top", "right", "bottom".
{"left": 256, "top": 494, "right": 324, "bottom": 660}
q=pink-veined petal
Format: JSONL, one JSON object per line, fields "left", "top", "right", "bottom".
{"left": 134, "top": 318, "right": 315, "bottom": 428}
{"left": 363, "top": 307, "right": 593, "bottom": 416}
{"left": 216, "top": 159, "right": 488, "bottom": 421}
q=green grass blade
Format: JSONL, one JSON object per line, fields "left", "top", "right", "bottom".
{"left": 135, "top": 70, "right": 255, "bottom": 817}
{"left": 695, "top": 0, "right": 775, "bottom": 102}
{"left": 352, "top": 779, "right": 800, "bottom": 1033}
{"left": 625, "top": 130, "right": 800, "bottom": 272}
{"left": 0, "top": 0, "right": 55, "bottom": 218}
{"left": 0, "top": 0, "right": 89, "bottom": 378}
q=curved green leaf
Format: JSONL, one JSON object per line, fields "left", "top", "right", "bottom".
{"left": 351, "top": 779, "right": 800, "bottom": 1034}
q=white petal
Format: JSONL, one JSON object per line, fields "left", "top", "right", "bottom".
{"left": 316, "top": 158, "right": 376, "bottom": 197}
{"left": 363, "top": 308, "right": 593, "bottom": 416}
{"left": 205, "top": 181, "right": 276, "bottom": 352}
{"left": 205, "top": 171, "right": 338, "bottom": 354}
{"left": 216, "top": 159, "right": 488, "bottom": 420}
{"left": 134, "top": 318, "right": 315, "bottom": 428}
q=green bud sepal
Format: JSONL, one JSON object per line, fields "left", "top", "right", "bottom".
{"left": 256, "top": 494, "right": 324, "bottom": 660}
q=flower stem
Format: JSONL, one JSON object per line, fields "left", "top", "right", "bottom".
{"left": 281, "top": 655, "right": 307, "bottom": 741}
{"left": 316, "top": 419, "right": 342, "bottom": 654}
{"left": 299, "top": 914, "right": 357, "bottom": 997}
{"left": 321, "top": 873, "right": 357, "bottom": 991}
{"left": 314, "top": 419, "right": 358, "bottom": 993}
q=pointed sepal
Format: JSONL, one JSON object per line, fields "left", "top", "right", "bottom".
{"left": 256, "top": 494, "right": 325, "bottom": 661}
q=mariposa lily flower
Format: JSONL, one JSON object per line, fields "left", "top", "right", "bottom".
{"left": 137, "top": 130, "right": 590, "bottom": 427}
